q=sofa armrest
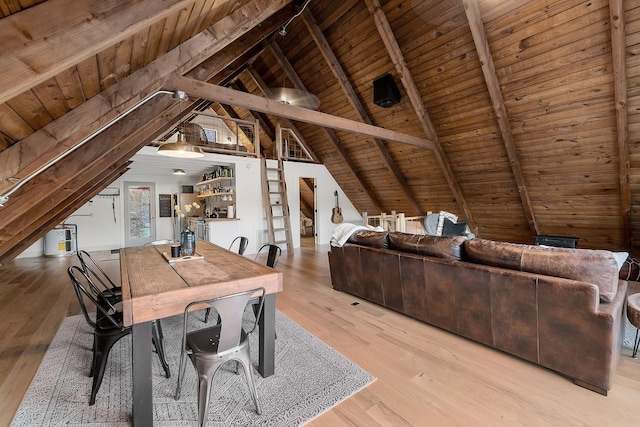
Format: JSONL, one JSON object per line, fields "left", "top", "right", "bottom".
{"left": 537, "top": 277, "right": 627, "bottom": 393}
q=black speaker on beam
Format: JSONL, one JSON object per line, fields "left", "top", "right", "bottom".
{"left": 373, "top": 73, "right": 401, "bottom": 108}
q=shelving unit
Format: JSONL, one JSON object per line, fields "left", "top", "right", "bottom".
{"left": 195, "top": 165, "right": 236, "bottom": 218}
{"left": 195, "top": 176, "right": 233, "bottom": 187}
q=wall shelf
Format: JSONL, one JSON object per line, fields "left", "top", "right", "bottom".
{"left": 196, "top": 192, "right": 233, "bottom": 199}
{"left": 196, "top": 176, "right": 233, "bottom": 186}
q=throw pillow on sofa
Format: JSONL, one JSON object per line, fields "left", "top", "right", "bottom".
{"left": 442, "top": 218, "right": 468, "bottom": 236}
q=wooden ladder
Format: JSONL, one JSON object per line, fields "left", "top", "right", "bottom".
{"left": 261, "top": 158, "right": 293, "bottom": 252}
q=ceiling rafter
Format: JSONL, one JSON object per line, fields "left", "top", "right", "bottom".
{"left": 0, "top": 92, "right": 197, "bottom": 261}
{"left": 363, "top": 0, "right": 475, "bottom": 230}
{"left": 186, "top": 4, "right": 298, "bottom": 84}
{"left": 0, "top": 1, "right": 300, "bottom": 260}
{"left": 0, "top": 95, "right": 177, "bottom": 254}
{"left": 0, "top": 164, "right": 130, "bottom": 262}
{"left": 169, "top": 77, "right": 434, "bottom": 150}
{"left": 0, "top": 0, "right": 197, "bottom": 105}
{"left": 462, "top": 0, "right": 538, "bottom": 235}
{"left": 609, "top": 0, "right": 631, "bottom": 250}
{"left": 0, "top": 0, "right": 295, "bottom": 194}
{"left": 301, "top": 8, "right": 423, "bottom": 216}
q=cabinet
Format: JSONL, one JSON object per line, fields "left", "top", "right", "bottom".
{"left": 195, "top": 164, "right": 236, "bottom": 218}
{"left": 208, "top": 220, "right": 237, "bottom": 248}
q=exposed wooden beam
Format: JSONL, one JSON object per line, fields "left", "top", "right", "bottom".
{"left": 0, "top": 0, "right": 294, "bottom": 194}
{"left": 462, "top": 0, "right": 538, "bottom": 235}
{"left": 363, "top": 0, "right": 475, "bottom": 230}
{"left": 300, "top": 9, "right": 423, "bottom": 216}
{"left": 609, "top": 0, "right": 631, "bottom": 250}
{"left": 0, "top": 164, "right": 129, "bottom": 262}
{"left": 0, "top": 96, "right": 177, "bottom": 254}
{"left": 168, "top": 77, "right": 435, "bottom": 149}
{"left": 0, "top": 0, "right": 197, "bottom": 104}
{"left": 187, "top": 4, "right": 298, "bottom": 83}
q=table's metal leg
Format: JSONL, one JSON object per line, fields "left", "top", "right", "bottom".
{"left": 132, "top": 321, "right": 153, "bottom": 426}
{"left": 258, "top": 294, "right": 276, "bottom": 377}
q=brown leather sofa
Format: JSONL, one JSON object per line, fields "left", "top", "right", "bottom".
{"left": 328, "top": 230, "right": 628, "bottom": 395}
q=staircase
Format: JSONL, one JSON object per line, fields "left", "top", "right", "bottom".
{"left": 261, "top": 158, "right": 293, "bottom": 251}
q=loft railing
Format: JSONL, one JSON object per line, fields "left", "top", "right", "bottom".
{"left": 276, "top": 124, "right": 314, "bottom": 162}
{"left": 363, "top": 211, "right": 429, "bottom": 234}
{"left": 159, "top": 110, "right": 260, "bottom": 157}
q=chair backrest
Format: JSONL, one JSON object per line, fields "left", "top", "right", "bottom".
{"left": 76, "top": 250, "right": 118, "bottom": 297}
{"left": 255, "top": 244, "right": 281, "bottom": 268}
{"left": 68, "top": 266, "right": 122, "bottom": 330}
{"left": 229, "top": 236, "right": 249, "bottom": 255}
{"left": 183, "top": 287, "right": 265, "bottom": 353}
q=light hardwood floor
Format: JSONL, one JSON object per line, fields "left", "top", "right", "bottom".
{"left": 1, "top": 243, "right": 640, "bottom": 426}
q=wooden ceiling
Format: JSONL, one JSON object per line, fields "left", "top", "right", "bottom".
{"left": 0, "top": 0, "right": 638, "bottom": 262}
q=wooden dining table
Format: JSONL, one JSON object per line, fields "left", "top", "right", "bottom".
{"left": 119, "top": 240, "right": 283, "bottom": 426}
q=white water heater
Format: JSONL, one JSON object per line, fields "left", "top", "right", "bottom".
{"left": 44, "top": 225, "right": 77, "bottom": 257}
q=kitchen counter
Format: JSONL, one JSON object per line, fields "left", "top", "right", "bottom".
{"left": 187, "top": 217, "right": 239, "bottom": 222}
{"left": 186, "top": 217, "right": 241, "bottom": 246}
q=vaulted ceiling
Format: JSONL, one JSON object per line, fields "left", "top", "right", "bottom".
{"left": 0, "top": 0, "right": 639, "bottom": 262}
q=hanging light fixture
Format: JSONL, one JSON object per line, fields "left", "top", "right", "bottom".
{"left": 267, "top": 0, "right": 320, "bottom": 110}
{"left": 157, "top": 91, "right": 205, "bottom": 158}
{"left": 270, "top": 87, "right": 320, "bottom": 110}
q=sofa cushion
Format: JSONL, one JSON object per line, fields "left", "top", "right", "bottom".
{"left": 347, "top": 230, "right": 389, "bottom": 248}
{"left": 463, "top": 239, "right": 525, "bottom": 270}
{"left": 464, "top": 239, "right": 619, "bottom": 302}
{"left": 388, "top": 232, "right": 466, "bottom": 261}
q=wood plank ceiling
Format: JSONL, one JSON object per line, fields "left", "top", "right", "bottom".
{"left": 0, "top": 0, "right": 639, "bottom": 262}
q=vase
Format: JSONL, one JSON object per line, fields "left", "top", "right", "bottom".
{"left": 180, "top": 225, "right": 196, "bottom": 256}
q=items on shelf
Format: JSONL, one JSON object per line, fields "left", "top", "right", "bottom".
{"left": 196, "top": 164, "right": 236, "bottom": 219}
{"left": 202, "top": 166, "right": 233, "bottom": 182}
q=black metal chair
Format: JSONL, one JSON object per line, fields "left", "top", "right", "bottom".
{"left": 250, "top": 244, "right": 281, "bottom": 336}
{"left": 77, "top": 250, "right": 121, "bottom": 303}
{"left": 204, "top": 236, "right": 250, "bottom": 323}
{"left": 68, "top": 266, "right": 170, "bottom": 405}
{"left": 255, "top": 244, "right": 281, "bottom": 268}
{"left": 175, "top": 287, "right": 265, "bottom": 426}
{"left": 76, "top": 250, "right": 166, "bottom": 344}
{"left": 229, "top": 236, "right": 249, "bottom": 255}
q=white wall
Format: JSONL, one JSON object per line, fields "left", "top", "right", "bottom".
{"left": 283, "top": 160, "right": 360, "bottom": 246}
{"left": 17, "top": 148, "right": 360, "bottom": 257}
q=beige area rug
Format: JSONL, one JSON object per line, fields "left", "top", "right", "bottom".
{"left": 11, "top": 310, "right": 374, "bottom": 426}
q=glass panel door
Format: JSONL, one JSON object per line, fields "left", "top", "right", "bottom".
{"left": 124, "top": 182, "right": 156, "bottom": 246}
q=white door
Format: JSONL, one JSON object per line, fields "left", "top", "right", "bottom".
{"left": 124, "top": 182, "right": 156, "bottom": 246}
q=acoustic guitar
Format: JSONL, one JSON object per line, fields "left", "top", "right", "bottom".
{"left": 331, "top": 191, "right": 344, "bottom": 224}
